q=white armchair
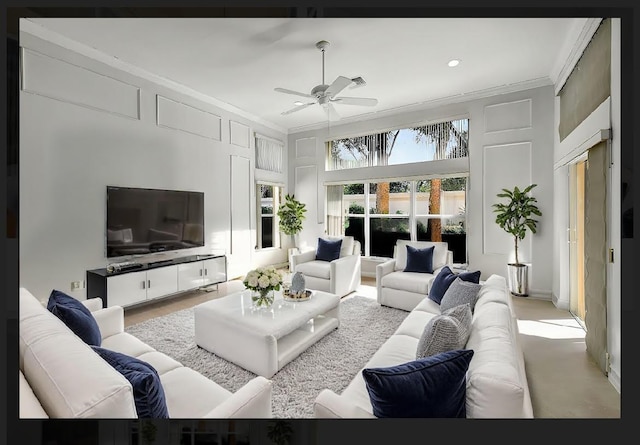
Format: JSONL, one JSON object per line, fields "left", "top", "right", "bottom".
{"left": 376, "top": 240, "right": 453, "bottom": 311}
{"left": 291, "top": 236, "right": 361, "bottom": 297}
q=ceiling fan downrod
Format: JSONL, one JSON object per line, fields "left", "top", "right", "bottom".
{"left": 316, "top": 40, "right": 330, "bottom": 86}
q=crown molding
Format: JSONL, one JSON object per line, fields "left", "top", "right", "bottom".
{"left": 288, "top": 77, "right": 552, "bottom": 134}
{"left": 19, "top": 19, "right": 288, "bottom": 135}
{"left": 551, "top": 17, "right": 603, "bottom": 95}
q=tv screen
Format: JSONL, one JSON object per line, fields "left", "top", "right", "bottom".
{"left": 106, "top": 186, "right": 204, "bottom": 258}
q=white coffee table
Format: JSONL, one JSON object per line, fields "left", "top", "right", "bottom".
{"left": 194, "top": 289, "right": 340, "bottom": 378}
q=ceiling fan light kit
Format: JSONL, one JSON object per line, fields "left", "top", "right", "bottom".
{"left": 275, "top": 40, "right": 378, "bottom": 120}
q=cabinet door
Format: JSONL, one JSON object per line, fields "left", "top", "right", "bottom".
{"left": 177, "top": 261, "right": 204, "bottom": 291}
{"left": 146, "top": 265, "right": 178, "bottom": 300}
{"left": 107, "top": 271, "right": 147, "bottom": 307}
{"left": 202, "top": 257, "right": 226, "bottom": 286}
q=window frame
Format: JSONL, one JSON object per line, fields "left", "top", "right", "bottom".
{"left": 330, "top": 174, "right": 468, "bottom": 260}
{"left": 256, "top": 182, "right": 283, "bottom": 251}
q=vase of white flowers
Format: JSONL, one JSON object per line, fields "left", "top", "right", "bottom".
{"left": 243, "top": 266, "right": 283, "bottom": 308}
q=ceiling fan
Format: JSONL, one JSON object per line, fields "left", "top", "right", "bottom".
{"left": 274, "top": 40, "right": 378, "bottom": 120}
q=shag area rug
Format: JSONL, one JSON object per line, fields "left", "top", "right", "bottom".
{"left": 125, "top": 295, "right": 408, "bottom": 418}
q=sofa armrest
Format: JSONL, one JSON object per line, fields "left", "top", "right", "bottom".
{"left": 329, "top": 254, "right": 360, "bottom": 296}
{"left": 92, "top": 306, "right": 125, "bottom": 340}
{"left": 314, "top": 389, "right": 375, "bottom": 418}
{"left": 375, "top": 259, "right": 396, "bottom": 305}
{"left": 82, "top": 297, "right": 104, "bottom": 313}
{"left": 291, "top": 249, "right": 317, "bottom": 272}
{"left": 446, "top": 250, "right": 453, "bottom": 266}
{"left": 203, "top": 376, "right": 272, "bottom": 418}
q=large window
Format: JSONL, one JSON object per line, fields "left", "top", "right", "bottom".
{"left": 327, "top": 118, "right": 469, "bottom": 171}
{"left": 332, "top": 176, "right": 467, "bottom": 261}
{"left": 256, "top": 183, "right": 282, "bottom": 249}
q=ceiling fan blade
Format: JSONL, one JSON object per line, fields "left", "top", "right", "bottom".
{"left": 281, "top": 102, "right": 315, "bottom": 115}
{"left": 274, "top": 87, "right": 313, "bottom": 98}
{"left": 322, "top": 103, "right": 340, "bottom": 121}
{"left": 325, "top": 76, "right": 353, "bottom": 98}
{"left": 332, "top": 97, "right": 378, "bottom": 106}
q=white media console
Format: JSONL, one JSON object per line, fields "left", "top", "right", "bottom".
{"left": 86, "top": 254, "right": 226, "bottom": 308}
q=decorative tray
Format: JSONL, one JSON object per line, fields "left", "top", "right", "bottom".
{"left": 283, "top": 290, "right": 313, "bottom": 302}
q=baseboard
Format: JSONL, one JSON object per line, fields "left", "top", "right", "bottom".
{"left": 551, "top": 292, "right": 570, "bottom": 310}
{"left": 608, "top": 368, "right": 621, "bottom": 393}
{"left": 526, "top": 289, "right": 552, "bottom": 301}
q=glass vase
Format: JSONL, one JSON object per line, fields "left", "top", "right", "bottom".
{"left": 252, "top": 289, "right": 275, "bottom": 308}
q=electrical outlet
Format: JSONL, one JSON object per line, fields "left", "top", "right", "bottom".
{"left": 70, "top": 280, "right": 84, "bottom": 291}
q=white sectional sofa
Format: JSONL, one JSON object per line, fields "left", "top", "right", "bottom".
{"left": 19, "top": 287, "right": 273, "bottom": 418}
{"left": 314, "top": 274, "right": 533, "bottom": 418}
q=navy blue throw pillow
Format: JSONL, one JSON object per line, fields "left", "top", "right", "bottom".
{"left": 47, "top": 289, "right": 102, "bottom": 346}
{"left": 428, "top": 267, "right": 482, "bottom": 305}
{"left": 316, "top": 237, "right": 343, "bottom": 262}
{"left": 92, "top": 346, "right": 169, "bottom": 418}
{"left": 403, "top": 245, "right": 435, "bottom": 273}
{"left": 362, "top": 349, "right": 474, "bottom": 418}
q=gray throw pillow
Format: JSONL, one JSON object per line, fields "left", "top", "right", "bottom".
{"left": 439, "top": 277, "right": 483, "bottom": 313}
{"left": 416, "top": 303, "right": 473, "bottom": 359}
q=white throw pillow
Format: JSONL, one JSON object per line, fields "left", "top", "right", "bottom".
{"left": 324, "top": 236, "right": 354, "bottom": 257}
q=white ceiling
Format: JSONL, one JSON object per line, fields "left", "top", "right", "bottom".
{"left": 26, "top": 17, "right": 580, "bottom": 133}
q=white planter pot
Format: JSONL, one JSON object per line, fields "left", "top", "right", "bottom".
{"left": 507, "top": 263, "right": 529, "bottom": 296}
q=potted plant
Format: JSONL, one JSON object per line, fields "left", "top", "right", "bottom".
{"left": 277, "top": 194, "right": 307, "bottom": 269}
{"left": 492, "top": 184, "right": 542, "bottom": 296}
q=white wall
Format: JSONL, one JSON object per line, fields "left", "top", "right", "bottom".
{"left": 288, "top": 86, "right": 555, "bottom": 297}
{"left": 19, "top": 31, "right": 288, "bottom": 301}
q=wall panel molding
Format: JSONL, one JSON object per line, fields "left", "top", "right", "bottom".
{"left": 484, "top": 99, "right": 532, "bottom": 134}
{"left": 21, "top": 48, "right": 140, "bottom": 120}
{"left": 230, "top": 120, "right": 250, "bottom": 148}
{"left": 156, "top": 95, "right": 221, "bottom": 140}
{"left": 482, "top": 142, "right": 533, "bottom": 258}
{"left": 295, "top": 137, "right": 317, "bottom": 159}
{"left": 295, "top": 165, "right": 322, "bottom": 227}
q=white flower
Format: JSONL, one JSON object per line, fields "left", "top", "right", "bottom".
{"left": 258, "top": 275, "right": 270, "bottom": 288}
{"left": 248, "top": 277, "right": 258, "bottom": 287}
{"left": 270, "top": 275, "right": 280, "bottom": 286}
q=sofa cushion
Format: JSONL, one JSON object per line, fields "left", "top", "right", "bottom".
{"left": 101, "top": 332, "right": 157, "bottom": 358}
{"left": 19, "top": 370, "right": 48, "bottom": 418}
{"left": 47, "top": 289, "right": 102, "bottom": 346}
{"left": 325, "top": 235, "right": 355, "bottom": 257}
{"left": 316, "top": 237, "right": 343, "bottom": 262}
{"left": 394, "top": 240, "right": 449, "bottom": 271}
{"left": 412, "top": 297, "right": 442, "bottom": 315}
{"left": 92, "top": 346, "right": 169, "bottom": 418}
{"left": 362, "top": 349, "right": 474, "bottom": 418}
{"left": 381, "top": 271, "right": 433, "bottom": 295}
{"left": 416, "top": 303, "right": 472, "bottom": 358}
{"left": 440, "top": 278, "right": 482, "bottom": 313}
{"left": 465, "top": 302, "right": 526, "bottom": 418}
{"left": 393, "top": 310, "right": 438, "bottom": 339}
{"left": 160, "top": 367, "right": 233, "bottom": 418}
{"left": 474, "top": 274, "right": 515, "bottom": 316}
{"left": 428, "top": 266, "right": 482, "bottom": 304}
{"left": 295, "top": 260, "right": 331, "bottom": 279}
{"left": 403, "top": 245, "right": 435, "bottom": 273}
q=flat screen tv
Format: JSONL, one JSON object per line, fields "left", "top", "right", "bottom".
{"left": 106, "top": 186, "right": 205, "bottom": 258}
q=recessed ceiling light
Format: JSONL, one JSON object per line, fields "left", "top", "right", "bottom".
{"left": 448, "top": 59, "right": 460, "bottom": 67}
{"left": 294, "top": 101, "right": 304, "bottom": 106}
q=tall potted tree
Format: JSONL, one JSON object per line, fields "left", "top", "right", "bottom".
{"left": 277, "top": 194, "right": 307, "bottom": 269}
{"left": 492, "top": 184, "right": 542, "bottom": 296}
